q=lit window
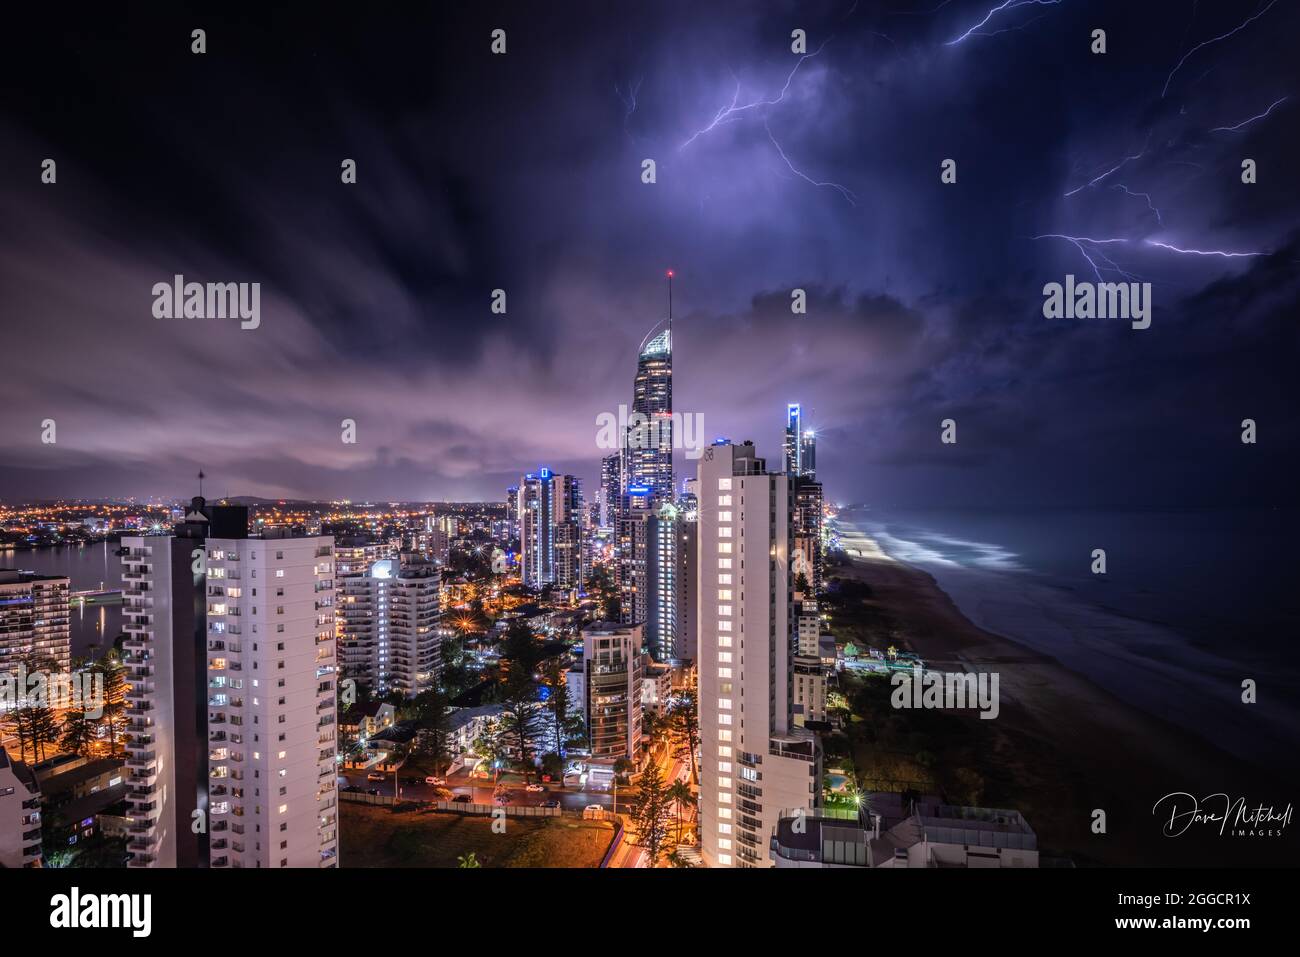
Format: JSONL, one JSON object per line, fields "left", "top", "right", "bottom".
{"left": 718, "top": 574, "right": 732, "bottom": 585}
{"left": 718, "top": 838, "right": 732, "bottom": 849}
{"left": 718, "top": 698, "right": 731, "bottom": 710}
{"left": 718, "top": 495, "right": 731, "bottom": 506}
{"left": 278, "top": 804, "right": 288, "bottom": 814}
{"left": 718, "top": 511, "right": 732, "bottom": 522}
{"left": 718, "top": 854, "right": 732, "bottom": 865}
{"left": 718, "top": 543, "right": 732, "bottom": 554}
{"left": 718, "top": 526, "right": 732, "bottom": 538}
{"left": 718, "top": 621, "right": 731, "bottom": 631}
{"left": 717, "top": 605, "right": 732, "bottom": 616}
{"left": 718, "top": 635, "right": 731, "bottom": 647}
{"left": 717, "top": 667, "right": 731, "bottom": 678}
{"left": 718, "top": 479, "right": 732, "bottom": 490}
{"left": 719, "top": 713, "right": 732, "bottom": 725}
{"left": 718, "top": 807, "right": 733, "bottom": 820}
{"left": 718, "top": 777, "right": 732, "bottom": 789}
{"left": 717, "top": 589, "right": 732, "bottom": 600}
{"left": 718, "top": 558, "right": 732, "bottom": 569}
{"left": 718, "top": 746, "right": 731, "bottom": 757}
{"left": 717, "top": 761, "right": 731, "bottom": 773}
{"left": 718, "top": 651, "right": 732, "bottom": 663}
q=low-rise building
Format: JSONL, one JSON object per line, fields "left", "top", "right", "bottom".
{"left": 792, "top": 655, "right": 826, "bottom": 726}
{"left": 771, "top": 793, "right": 1039, "bottom": 869}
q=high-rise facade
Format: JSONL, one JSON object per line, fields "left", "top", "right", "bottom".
{"left": 599, "top": 453, "right": 622, "bottom": 528}
{"left": 337, "top": 552, "right": 441, "bottom": 698}
{"left": 625, "top": 327, "right": 674, "bottom": 500}
{"left": 580, "top": 622, "right": 645, "bottom": 766}
{"left": 0, "top": 569, "right": 70, "bottom": 675}
{"left": 696, "top": 441, "right": 821, "bottom": 869}
{"left": 784, "top": 404, "right": 823, "bottom": 596}
{"left": 518, "top": 469, "right": 584, "bottom": 590}
{"left": 120, "top": 498, "right": 339, "bottom": 869}
{"left": 644, "top": 500, "right": 698, "bottom": 663}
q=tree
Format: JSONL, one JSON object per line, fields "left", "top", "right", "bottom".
{"left": 91, "top": 656, "right": 128, "bottom": 756}
{"left": 667, "top": 691, "right": 700, "bottom": 784}
{"left": 498, "top": 672, "right": 543, "bottom": 780}
{"left": 458, "top": 851, "right": 481, "bottom": 868}
{"left": 628, "top": 764, "right": 674, "bottom": 866}
{"left": 408, "top": 688, "right": 452, "bottom": 773}
{"left": 667, "top": 779, "right": 697, "bottom": 843}
{"left": 61, "top": 708, "right": 98, "bottom": 756}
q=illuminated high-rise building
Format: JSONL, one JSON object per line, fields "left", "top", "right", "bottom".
{"left": 696, "top": 441, "right": 820, "bottom": 868}
{"left": 625, "top": 274, "right": 674, "bottom": 502}
{"left": 518, "top": 469, "right": 584, "bottom": 589}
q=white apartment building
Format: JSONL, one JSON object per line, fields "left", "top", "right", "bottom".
{"left": 697, "top": 441, "right": 820, "bottom": 868}
{"left": 337, "top": 555, "right": 441, "bottom": 698}
{"left": 120, "top": 499, "right": 338, "bottom": 869}
{"left": 0, "top": 747, "right": 42, "bottom": 868}
{"left": 205, "top": 532, "right": 338, "bottom": 869}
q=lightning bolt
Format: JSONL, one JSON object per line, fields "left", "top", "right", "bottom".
{"left": 944, "top": 0, "right": 1062, "bottom": 46}
{"left": 1161, "top": 0, "right": 1280, "bottom": 98}
{"left": 1063, "top": 135, "right": 1151, "bottom": 197}
{"left": 765, "top": 118, "right": 857, "bottom": 206}
{"left": 1111, "top": 184, "right": 1163, "bottom": 225}
{"left": 1031, "top": 234, "right": 1137, "bottom": 283}
{"left": 679, "top": 39, "right": 831, "bottom": 151}
{"left": 615, "top": 78, "right": 642, "bottom": 139}
{"left": 1143, "top": 240, "right": 1265, "bottom": 258}
{"left": 1210, "top": 95, "right": 1289, "bottom": 132}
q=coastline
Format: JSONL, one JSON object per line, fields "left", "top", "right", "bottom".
{"left": 829, "top": 528, "right": 1296, "bottom": 866}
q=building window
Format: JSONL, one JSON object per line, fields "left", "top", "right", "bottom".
{"left": 718, "top": 479, "right": 732, "bottom": 491}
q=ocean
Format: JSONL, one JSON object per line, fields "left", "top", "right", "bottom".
{"left": 836, "top": 506, "right": 1300, "bottom": 764}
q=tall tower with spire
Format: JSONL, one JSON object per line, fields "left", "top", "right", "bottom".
{"left": 624, "top": 271, "right": 675, "bottom": 502}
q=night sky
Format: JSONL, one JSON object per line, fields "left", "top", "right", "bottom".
{"left": 2, "top": 1, "right": 1297, "bottom": 507}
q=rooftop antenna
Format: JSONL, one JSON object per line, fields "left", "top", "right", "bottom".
{"left": 198, "top": 470, "right": 205, "bottom": 498}
{"left": 667, "top": 269, "right": 674, "bottom": 328}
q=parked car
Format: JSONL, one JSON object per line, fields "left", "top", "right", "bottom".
{"left": 525, "top": 783, "right": 545, "bottom": 793}
{"left": 451, "top": 794, "right": 471, "bottom": 803}
{"left": 582, "top": 804, "right": 605, "bottom": 820}
{"left": 426, "top": 776, "right": 447, "bottom": 786}
{"left": 366, "top": 772, "right": 386, "bottom": 782}
{"left": 541, "top": 799, "right": 560, "bottom": 809}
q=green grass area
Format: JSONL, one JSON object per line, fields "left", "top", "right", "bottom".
{"left": 340, "top": 802, "right": 616, "bottom": 868}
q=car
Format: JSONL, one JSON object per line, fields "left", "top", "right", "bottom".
{"left": 366, "top": 788, "right": 381, "bottom": 795}
{"left": 494, "top": 790, "right": 513, "bottom": 805}
{"left": 541, "top": 800, "right": 560, "bottom": 809}
{"left": 425, "top": 776, "right": 447, "bottom": 786}
{"left": 451, "top": 794, "right": 471, "bottom": 803}
{"left": 525, "top": 783, "right": 545, "bottom": 793}
{"left": 366, "top": 772, "right": 386, "bottom": 782}
{"left": 582, "top": 804, "right": 605, "bottom": 820}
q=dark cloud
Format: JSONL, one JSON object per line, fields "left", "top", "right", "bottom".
{"left": 1, "top": 1, "right": 1297, "bottom": 507}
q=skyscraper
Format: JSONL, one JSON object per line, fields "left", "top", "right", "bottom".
{"left": 518, "top": 469, "right": 584, "bottom": 589}
{"left": 696, "top": 441, "right": 821, "bottom": 868}
{"left": 783, "top": 403, "right": 804, "bottom": 476}
{"left": 120, "top": 498, "right": 339, "bottom": 869}
{"left": 625, "top": 275, "right": 674, "bottom": 501}
{"left": 784, "top": 404, "right": 823, "bottom": 595}
{"left": 599, "top": 452, "right": 622, "bottom": 528}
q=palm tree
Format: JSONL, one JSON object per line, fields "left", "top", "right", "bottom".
{"left": 458, "top": 851, "right": 481, "bottom": 868}
{"left": 667, "top": 779, "right": 696, "bottom": 844}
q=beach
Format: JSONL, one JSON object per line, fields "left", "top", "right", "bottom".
{"left": 831, "top": 522, "right": 1296, "bottom": 866}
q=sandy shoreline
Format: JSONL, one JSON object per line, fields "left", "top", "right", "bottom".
{"left": 832, "top": 536, "right": 1296, "bottom": 866}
